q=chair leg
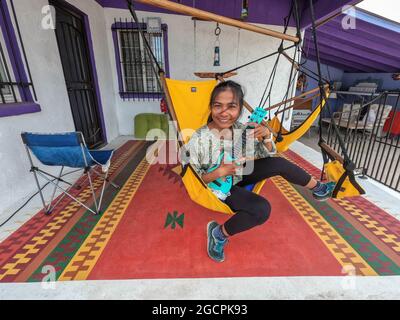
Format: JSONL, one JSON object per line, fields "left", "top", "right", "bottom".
{"left": 31, "top": 169, "right": 50, "bottom": 215}
{"left": 45, "top": 166, "right": 64, "bottom": 214}
{"left": 86, "top": 170, "right": 100, "bottom": 215}
{"left": 92, "top": 168, "right": 120, "bottom": 189}
{"left": 96, "top": 170, "right": 109, "bottom": 215}
{"left": 25, "top": 145, "right": 49, "bottom": 214}
{"left": 36, "top": 171, "right": 98, "bottom": 215}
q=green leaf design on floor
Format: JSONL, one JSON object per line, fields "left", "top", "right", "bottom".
{"left": 164, "top": 211, "right": 184, "bottom": 229}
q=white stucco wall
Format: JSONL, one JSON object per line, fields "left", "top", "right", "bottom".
{"left": 0, "top": 0, "right": 119, "bottom": 217}
{"left": 104, "top": 9, "right": 299, "bottom": 135}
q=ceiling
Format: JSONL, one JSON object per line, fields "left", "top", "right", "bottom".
{"left": 95, "top": 0, "right": 359, "bottom": 29}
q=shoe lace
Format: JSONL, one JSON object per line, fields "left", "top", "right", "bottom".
{"left": 214, "top": 238, "right": 227, "bottom": 254}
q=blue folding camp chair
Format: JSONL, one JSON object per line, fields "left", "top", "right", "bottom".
{"left": 21, "top": 132, "right": 119, "bottom": 215}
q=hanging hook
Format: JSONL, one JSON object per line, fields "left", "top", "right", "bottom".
{"left": 214, "top": 23, "right": 221, "bottom": 66}
{"left": 215, "top": 23, "right": 221, "bottom": 36}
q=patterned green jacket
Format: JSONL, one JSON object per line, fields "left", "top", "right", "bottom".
{"left": 182, "top": 121, "right": 277, "bottom": 188}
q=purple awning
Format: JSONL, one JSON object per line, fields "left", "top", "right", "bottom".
{"left": 303, "top": 8, "right": 400, "bottom": 73}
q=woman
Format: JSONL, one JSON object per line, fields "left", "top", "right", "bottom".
{"left": 183, "top": 80, "right": 335, "bottom": 263}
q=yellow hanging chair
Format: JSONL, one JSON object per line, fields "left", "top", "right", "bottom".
{"left": 162, "top": 76, "right": 266, "bottom": 214}
{"left": 268, "top": 88, "right": 330, "bottom": 153}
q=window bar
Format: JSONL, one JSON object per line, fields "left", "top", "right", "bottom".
{"left": 142, "top": 22, "right": 149, "bottom": 102}
{"left": 121, "top": 18, "right": 130, "bottom": 102}
{"left": 133, "top": 22, "right": 143, "bottom": 100}
{"left": 124, "top": 18, "right": 131, "bottom": 101}
{"left": 0, "top": 25, "right": 17, "bottom": 101}
{"left": 114, "top": 18, "right": 124, "bottom": 100}
{"left": 123, "top": 18, "right": 129, "bottom": 101}
{"left": 0, "top": 41, "right": 7, "bottom": 102}
{"left": 9, "top": 0, "right": 37, "bottom": 101}
{"left": 0, "top": 0, "right": 19, "bottom": 102}
{"left": 127, "top": 18, "right": 135, "bottom": 102}
{"left": 147, "top": 32, "right": 153, "bottom": 100}
{"left": 126, "top": 19, "right": 137, "bottom": 100}
{"left": 136, "top": 25, "right": 144, "bottom": 98}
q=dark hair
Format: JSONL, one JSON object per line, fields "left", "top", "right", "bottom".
{"left": 207, "top": 80, "right": 244, "bottom": 123}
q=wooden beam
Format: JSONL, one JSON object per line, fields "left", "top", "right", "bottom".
{"left": 266, "top": 85, "right": 329, "bottom": 112}
{"left": 281, "top": 51, "right": 299, "bottom": 70}
{"left": 274, "top": 91, "right": 320, "bottom": 115}
{"left": 135, "top": 0, "right": 300, "bottom": 43}
{"left": 319, "top": 142, "right": 344, "bottom": 164}
{"left": 194, "top": 72, "right": 237, "bottom": 79}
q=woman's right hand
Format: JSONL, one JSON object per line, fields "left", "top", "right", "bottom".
{"left": 217, "top": 157, "right": 245, "bottom": 178}
{"left": 201, "top": 157, "right": 245, "bottom": 184}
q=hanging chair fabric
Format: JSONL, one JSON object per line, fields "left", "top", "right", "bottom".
{"left": 270, "top": 88, "right": 330, "bottom": 153}
{"left": 324, "top": 160, "right": 365, "bottom": 198}
{"left": 268, "top": 116, "right": 289, "bottom": 135}
{"left": 164, "top": 77, "right": 266, "bottom": 214}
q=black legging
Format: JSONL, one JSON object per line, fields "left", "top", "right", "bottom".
{"left": 223, "top": 156, "right": 312, "bottom": 236}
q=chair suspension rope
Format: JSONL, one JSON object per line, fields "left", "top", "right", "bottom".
{"left": 308, "top": 0, "right": 352, "bottom": 165}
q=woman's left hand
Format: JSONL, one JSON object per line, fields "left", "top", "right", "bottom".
{"left": 246, "top": 122, "right": 271, "bottom": 140}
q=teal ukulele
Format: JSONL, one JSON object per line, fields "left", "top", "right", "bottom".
{"left": 207, "top": 107, "right": 268, "bottom": 195}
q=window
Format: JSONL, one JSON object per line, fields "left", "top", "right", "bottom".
{"left": 0, "top": 54, "right": 13, "bottom": 102}
{"left": 112, "top": 21, "right": 168, "bottom": 101}
{"left": 0, "top": 0, "right": 38, "bottom": 117}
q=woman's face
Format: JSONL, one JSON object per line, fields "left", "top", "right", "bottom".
{"left": 210, "top": 89, "right": 241, "bottom": 129}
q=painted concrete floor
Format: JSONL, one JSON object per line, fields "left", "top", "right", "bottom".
{"left": 0, "top": 136, "right": 399, "bottom": 300}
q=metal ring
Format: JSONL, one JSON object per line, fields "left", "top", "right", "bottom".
{"left": 215, "top": 26, "right": 221, "bottom": 36}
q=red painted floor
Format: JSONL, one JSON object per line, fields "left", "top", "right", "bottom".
{"left": 89, "top": 164, "right": 343, "bottom": 280}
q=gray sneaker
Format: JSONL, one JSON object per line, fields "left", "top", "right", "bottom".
{"left": 207, "top": 221, "right": 228, "bottom": 263}
{"left": 312, "top": 181, "right": 336, "bottom": 201}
